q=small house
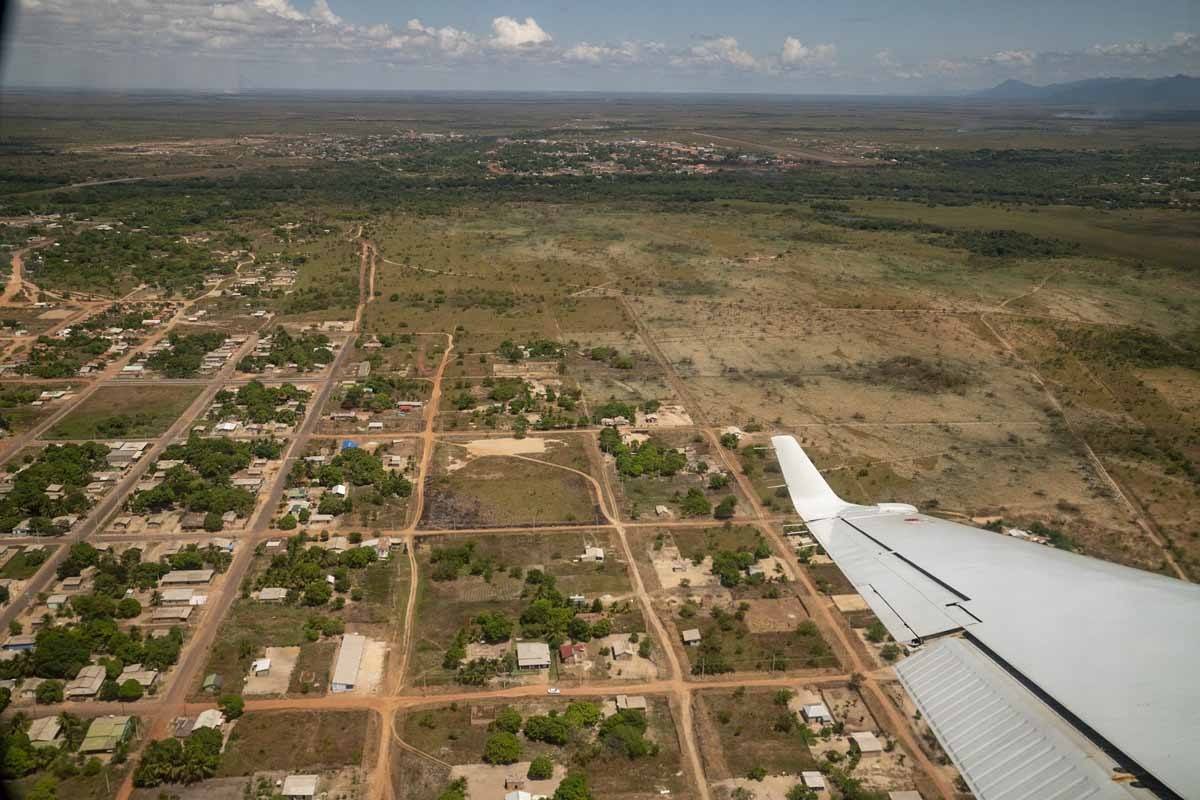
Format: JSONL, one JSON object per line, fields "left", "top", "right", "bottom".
{"left": 180, "top": 511, "right": 207, "bottom": 531}
{"left": 65, "top": 665, "right": 106, "bottom": 699}
{"left": 161, "top": 588, "right": 195, "bottom": 606}
{"left": 27, "top": 717, "right": 63, "bottom": 748}
{"left": 282, "top": 775, "right": 319, "bottom": 800}
{"left": 581, "top": 546, "right": 605, "bottom": 562}
{"left": 516, "top": 642, "right": 551, "bottom": 670}
{"left": 615, "top": 694, "right": 648, "bottom": 711}
{"left": 251, "top": 658, "right": 271, "bottom": 676}
{"left": 802, "top": 702, "right": 832, "bottom": 724}
{"left": 682, "top": 628, "right": 702, "bottom": 647}
{"left": 850, "top": 731, "right": 884, "bottom": 759}
{"left": 256, "top": 587, "right": 287, "bottom": 602}
{"left": 559, "top": 642, "right": 587, "bottom": 665}
{"left": 193, "top": 708, "right": 225, "bottom": 731}
{"left": 80, "top": 716, "right": 133, "bottom": 754}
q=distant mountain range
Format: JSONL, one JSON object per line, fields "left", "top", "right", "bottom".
{"left": 974, "top": 74, "right": 1200, "bottom": 108}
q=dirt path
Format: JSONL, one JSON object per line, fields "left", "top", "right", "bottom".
{"left": 368, "top": 227, "right": 455, "bottom": 800}
{"left": 1, "top": 246, "right": 30, "bottom": 305}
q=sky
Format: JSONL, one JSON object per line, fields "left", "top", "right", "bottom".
{"left": 2, "top": 0, "right": 1198, "bottom": 94}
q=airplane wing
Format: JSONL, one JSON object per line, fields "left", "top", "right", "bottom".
{"left": 772, "top": 435, "right": 1200, "bottom": 800}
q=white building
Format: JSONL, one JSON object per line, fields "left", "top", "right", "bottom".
{"left": 331, "top": 633, "right": 366, "bottom": 692}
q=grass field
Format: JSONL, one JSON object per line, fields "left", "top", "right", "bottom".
{"left": 0, "top": 547, "right": 53, "bottom": 580}
{"left": 46, "top": 384, "right": 202, "bottom": 439}
{"left": 217, "top": 710, "right": 368, "bottom": 776}
{"left": 694, "top": 688, "right": 820, "bottom": 779}
{"left": 421, "top": 443, "right": 603, "bottom": 529}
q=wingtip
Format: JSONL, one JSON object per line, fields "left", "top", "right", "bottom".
{"left": 771, "top": 435, "right": 855, "bottom": 522}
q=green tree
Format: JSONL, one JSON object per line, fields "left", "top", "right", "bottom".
{"left": 491, "top": 706, "right": 522, "bottom": 734}
{"left": 277, "top": 514, "right": 297, "bottom": 530}
{"left": 116, "top": 597, "right": 142, "bottom": 619}
{"left": 714, "top": 495, "right": 738, "bottom": 519}
{"left": 482, "top": 731, "right": 521, "bottom": 764}
{"left": 35, "top": 680, "right": 63, "bottom": 704}
{"left": 528, "top": 754, "right": 554, "bottom": 780}
{"left": 26, "top": 775, "right": 58, "bottom": 800}
{"left": 553, "top": 771, "right": 593, "bottom": 800}
{"left": 476, "top": 611, "right": 513, "bottom": 644}
{"left": 118, "top": 679, "right": 144, "bottom": 701}
{"left": 680, "top": 488, "right": 711, "bottom": 517}
{"left": 523, "top": 715, "right": 571, "bottom": 746}
{"left": 218, "top": 694, "right": 244, "bottom": 719}
{"left": 302, "top": 580, "right": 331, "bottom": 606}
{"left": 437, "top": 778, "right": 468, "bottom": 800}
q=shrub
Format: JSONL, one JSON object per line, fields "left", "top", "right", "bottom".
{"left": 482, "top": 731, "right": 521, "bottom": 764}
{"left": 219, "top": 694, "right": 244, "bottom": 719}
{"left": 117, "top": 679, "right": 144, "bottom": 701}
{"left": 528, "top": 754, "right": 554, "bottom": 780}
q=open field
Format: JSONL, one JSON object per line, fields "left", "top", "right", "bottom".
{"left": 421, "top": 438, "right": 604, "bottom": 529}
{"left": 45, "top": 384, "right": 202, "bottom": 439}
{"left": 216, "top": 710, "right": 369, "bottom": 776}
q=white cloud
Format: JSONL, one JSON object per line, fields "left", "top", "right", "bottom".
{"left": 491, "top": 16, "right": 551, "bottom": 49}
{"left": 676, "top": 36, "right": 759, "bottom": 70}
{"left": 309, "top": 0, "right": 341, "bottom": 27}
{"left": 780, "top": 37, "right": 836, "bottom": 67}
{"left": 987, "top": 49, "right": 1034, "bottom": 66}
{"left": 254, "top": 0, "right": 306, "bottom": 22}
{"left": 564, "top": 41, "right": 643, "bottom": 64}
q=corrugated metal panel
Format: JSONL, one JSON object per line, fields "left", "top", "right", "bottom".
{"left": 331, "top": 634, "right": 365, "bottom": 689}
{"left": 896, "top": 639, "right": 1131, "bottom": 800}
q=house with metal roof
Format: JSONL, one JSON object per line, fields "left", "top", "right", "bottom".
{"left": 801, "top": 702, "right": 832, "bottom": 723}
{"left": 516, "top": 642, "right": 551, "bottom": 670}
{"left": 331, "top": 633, "right": 366, "bottom": 692}
{"left": 615, "top": 694, "right": 647, "bottom": 711}
{"left": 160, "top": 588, "right": 195, "bottom": 605}
{"left": 282, "top": 774, "right": 319, "bottom": 799}
{"left": 80, "top": 716, "right": 132, "bottom": 753}
{"left": 27, "top": 717, "right": 62, "bottom": 747}
{"left": 65, "top": 665, "right": 106, "bottom": 699}
{"left": 160, "top": 569, "right": 214, "bottom": 585}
